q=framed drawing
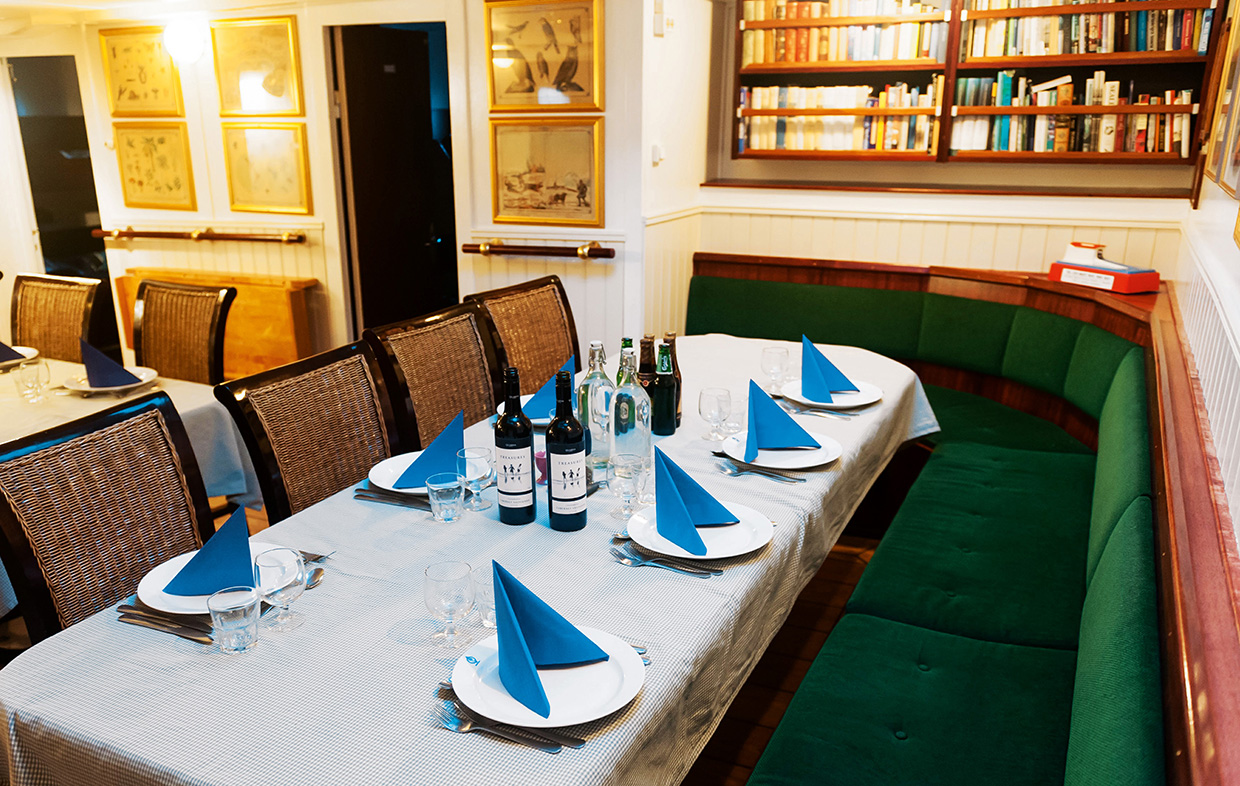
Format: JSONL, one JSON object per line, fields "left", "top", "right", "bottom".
{"left": 222, "top": 122, "right": 312, "bottom": 214}
{"left": 211, "top": 16, "right": 303, "bottom": 116}
{"left": 485, "top": 0, "right": 602, "bottom": 112}
{"left": 114, "top": 123, "right": 196, "bottom": 210}
{"left": 1206, "top": 4, "right": 1239, "bottom": 188}
{"left": 491, "top": 117, "right": 602, "bottom": 227}
{"left": 99, "top": 27, "right": 183, "bottom": 117}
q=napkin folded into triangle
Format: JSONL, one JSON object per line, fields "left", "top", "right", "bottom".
{"left": 79, "top": 339, "right": 141, "bottom": 387}
{"left": 524, "top": 356, "right": 576, "bottom": 419}
{"left": 163, "top": 507, "right": 254, "bottom": 596}
{"left": 654, "top": 447, "right": 738, "bottom": 556}
{"left": 394, "top": 411, "right": 464, "bottom": 489}
{"left": 0, "top": 341, "right": 23, "bottom": 362}
{"left": 493, "top": 560, "right": 609, "bottom": 718}
{"left": 800, "top": 335, "right": 858, "bottom": 403}
{"left": 744, "top": 380, "right": 820, "bottom": 463}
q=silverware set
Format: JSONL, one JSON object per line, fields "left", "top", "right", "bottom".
{"left": 353, "top": 481, "right": 604, "bottom": 511}
{"left": 609, "top": 542, "right": 721, "bottom": 578}
{"left": 711, "top": 450, "right": 806, "bottom": 484}
{"left": 53, "top": 382, "right": 162, "bottom": 400}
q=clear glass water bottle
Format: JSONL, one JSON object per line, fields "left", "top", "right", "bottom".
{"left": 576, "top": 340, "right": 615, "bottom": 481}
{"left": 610, "top": 348, "right": 651, "bottom": 467}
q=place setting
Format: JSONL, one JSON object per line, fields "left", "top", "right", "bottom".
{"left": 56, "top": 339, "right": 160, "bottom": 399}
{"left": 0, "top": 340, "right": 38, "bottom": 373}
{"left": 710, "top": 379, "right": 842, "bottom": 486}
{"left": 777, "top": 336, "right": 884, "bottom": 418}
{"left": 364, "top": 411, "right": 494, "bottom": 520}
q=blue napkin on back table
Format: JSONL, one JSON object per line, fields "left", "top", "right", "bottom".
{"left": 0, "top": 341, "right": 22, "bottom": 363}
{"left": 394, "top": 411, "right": 464, "bottom": 489}
{"left": 79, "top": 339, "right": 141, "bottom": 387}
{"left": 744, "top": 380, "right": 820, "bottom": 463}
{"left": 163, "top": 507, "right": 254, "bottom": 596}
{"left": 654, "top": 448, "right": 738, "bottom": 556}
{"left": 524, "top": 356, "right": 576, "bottom": 419}
{"left": 800, "top": 335, "right": 859, "bottom": 403}
{"left": 493, "top": 561, "right": 609, "bottom": 718}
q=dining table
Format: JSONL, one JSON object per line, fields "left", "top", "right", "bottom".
{"left": 0, "top": 334, "right": 939, "bottom": 786}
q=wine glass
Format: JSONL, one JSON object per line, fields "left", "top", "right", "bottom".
{"left": 761, "top": 347, "right": 790, "bottom": 395}
{"left": 424, "top": 561, "right": 475, "bottom": 648}
{"left": 457, "top": 447, "right": 494, "bottom": 511}
{"left": 698, "top": 387, "right": 732, "bottom": 441}
{"left": 254, "top": 548, "right": 307, "bottom": 632}
{"left": 608, "top": 454, "right": 646, "bottom": 520}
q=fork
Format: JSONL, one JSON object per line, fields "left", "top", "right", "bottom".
{"left": 435, "top": 690, "right": 587, "bottom": 748}
{"left": 717, "top": 461, "right": 806, "bottom": 484}
{"left": 433, "top": 704, "right": 561, "bottom": 753}
{"left": 618, "top": 542, "right": 724, "bottom": 576}
{"left": 778, "top": 401, "right": 854, "bottom": 419}
{"left": 610, "top": 546, "right": 716, "bottom": 578}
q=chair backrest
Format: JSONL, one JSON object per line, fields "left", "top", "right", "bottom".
{"left": 134, "top": 279, "right": 237, "bottom": 385}
{"left": 214, "top": 341, "right": 400, "bottom": 523}
{"left": 463, "top": 275, "right": 581, "bottom": 394}
{"left": 363, "top": 302, "right": 506, "bottom": 450}
{"left": 11, "top": 273, "right": 101, "bottom": 362}
{"left": 0, "top": 393, "right": 213, "bottom": 644}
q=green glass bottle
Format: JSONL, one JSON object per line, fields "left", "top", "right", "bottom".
{"left": 651, "top": 344, "right": 678, "bottom": 436}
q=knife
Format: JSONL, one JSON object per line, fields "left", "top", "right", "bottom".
{"left": 117, "top": 605, "right": 214, "bottom": 635}
{"left": 439, "top": 688, "right": 587, "bottom": 748}
{"left": 354, "top": 491, "right": 434, "bottom": 510}
{"left": 118, "top": 614, "right": 213, "bottom": 645}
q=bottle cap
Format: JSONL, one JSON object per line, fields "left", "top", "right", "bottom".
{"left": 589, "top": 340, "right": 603, "bottom": 348}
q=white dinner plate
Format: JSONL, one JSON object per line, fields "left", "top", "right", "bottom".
{"left": 627, "top": 502, "right": 773, "bottom": 560}
{"left": 136, "top": 541, "right": 284, "bottom": 615}
{"left": 368, "top": 451, "right": 488, "bottom": 495}
{"left": 451, "top": 627, "right": 645, "bottom": 728}
{"left": 0, "top": 347, "right": 38, "bottom": 372}
{"left": 722, "top": 431, "right": 843, "bottom": 469}
{"left": 62, "top": 366, "right": 158, "bottom": 393}
{"left": 780, "top": 379, "right": 883, "bottom": 409}
{"left": 495, "top": 394, "right": 553, "bottom": 427}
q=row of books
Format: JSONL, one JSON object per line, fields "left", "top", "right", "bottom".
{"left": 741, "top": 21, "right": 949, "bottom": 65}
{"left": 741, "top": 0, "right": 942, "bottom": 20}
{"left": 950, "top": 70, "right": 1193, "bottom": 154}
{"left": 739, "top": 79, "right": 943, "bottom": 152}
{"left": 966, "top": 5, "right": 1212, "bottom": 56}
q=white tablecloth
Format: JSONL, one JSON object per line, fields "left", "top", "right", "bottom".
{"left": 0, "top": 335, "right": 938, "bottom": 786}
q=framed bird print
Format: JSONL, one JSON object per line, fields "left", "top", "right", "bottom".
{"left": 485, "top": 0, "right": 602, "bottom": 112}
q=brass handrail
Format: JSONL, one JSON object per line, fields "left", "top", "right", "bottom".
{"left": 92, "top": 227, "right": 307, "bottom": 244}
{"left": 462, "top": 239, "right": 615, "bottom": 259}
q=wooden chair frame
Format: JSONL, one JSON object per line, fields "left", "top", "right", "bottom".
{"left": 463, "top": 274, "right": 582, "bottom": 377}
{"left": 10, "top": 273, "right": 102, "bottom": 361}
{"left": 133, "top": 279, "right": 238, "bottom": 385}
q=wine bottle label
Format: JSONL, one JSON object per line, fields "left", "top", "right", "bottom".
{"left": 496, "top": 446, "right": 533, "bottom": 507}
{"left": 548, "top": 451, "right": 588, "bottom": 514}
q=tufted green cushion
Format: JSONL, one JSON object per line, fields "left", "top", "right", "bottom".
{"left": 922, "top": 385, "right": 1093, "bottom": 454}
{"left": 683, "top": 276, "right": 924, "bottom": 359}
{"left": 747, "top": 613, "right": 1077, "bottom": 786}
{"left": 1002, "top": 308, "right": 1086, "bottom": 397}
{"left": 1064, "top": 495, "right": 1164, "bottom": 786}
{"left": 1089, "top": 348, "right": 1151, "bottom": 585}
{"left": 917, "top": 293, "right": 1018, "bottom": 375}
{"left": 1064, "top": 325, "right": 1140, "bottom": 420}
{"left": 846, "top": 442, "right": 1093, "bottom": 649}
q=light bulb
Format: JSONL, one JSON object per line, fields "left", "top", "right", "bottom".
{"left": 163, "top": 19, "right": 207, "bottom": 65}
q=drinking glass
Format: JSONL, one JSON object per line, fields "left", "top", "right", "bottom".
{"left": 425, "top": 561, "right": 475, "bottom": 647}
{"left": 208, "top": 586, "right": 260, "bottom": 654}
{"left": 14, "top": 359, "right": 50, "bottom": 403}
{"left": 722, "top": 391, "right": 746, "bottom": 435}
{"left": 698, "top": 387, "right": 732, "bottom": 441}
{"left": 255, "top": 548, "right": 306, "bottom": 631}
{"left": 609, "top": 454, "right": 647, "bottom": 520}
{"left": 426, "top": 472, "right": 465, "bottom": 522}
{"left": 472, "top": 564, "right": 496, "bottom": 628}
{"left": 760, "top": 347, "right": 790, "bottom": 395}
{"left": 457, "top": 447, "right": 494, "bottom": 511}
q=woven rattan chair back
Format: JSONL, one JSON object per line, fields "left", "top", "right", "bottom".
{"left": 0, "top": 393, "right": 213, "bottom": 644}
{"left": 364, "top": 303, "right": 506, "bottom": 450}
{"left": 215, "top": 342, "right": 400, "bottom": 523}
{"left": 464, "top": 275, "right": 581, "bottom": 395}
{"left": 134, "top": 279, "right": 237, "bottom": 385}
{"left": 11, "top": 273, "right": 101, "bottom": 362}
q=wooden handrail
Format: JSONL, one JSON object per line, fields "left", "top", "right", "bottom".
{"left": 461, "top": 240, "right": 616, "bottom": 259}
{"left": 92, "top": 227, "right": 307, "bottom": 244}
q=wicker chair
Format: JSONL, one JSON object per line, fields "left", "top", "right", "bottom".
{"left": 463, "top": 275, "right": 581, "bottom": 394}
{"left": 134, "top": 279, "right": 237, "bottom": 385}
{"left": 214, "top": 342, "right": 401, "bottom": 524}
{"left": 10, "top": 273, "right": 103, "bottom": 362}
{"left": 0, "top": 393, "right": 214, "bottom": 644}
{"left": 363, "top": 302, "right": 506, "bottom": 450}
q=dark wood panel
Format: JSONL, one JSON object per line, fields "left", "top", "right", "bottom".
{"left": 701, "top": 178, "right": 1193, "bottom": 199}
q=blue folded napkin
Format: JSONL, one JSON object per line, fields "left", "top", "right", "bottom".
{"left": 524, "top": 356, "right": 576, "bottom": 419}
{"left": 493, "top": 560, "right": 609, "bottom": 718}
{"left": 654, "top": 448, "right": 738, "bottom": 556}
{"left": 800, "top": 335, "right": 859, "bottom": 403}
{"left": 744, "top": 380, "right": 820, "bottom": 463}
{"left": 0, "top": 341, "right": 22, "bottom": 362}
{"left": 163, "top": 507, "right": 254, "bottom": 596}
{"left": 79, "top": 339, "right": 141, "bottom": 387}
{"left": 394, "top": 411, "right": 464, "bottom": 489}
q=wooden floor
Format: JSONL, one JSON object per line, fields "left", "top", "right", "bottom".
{"left": 681, "top": 535, "right": 878, "bottom": 786}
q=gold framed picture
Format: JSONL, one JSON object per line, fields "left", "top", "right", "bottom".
{"left": 1206, "top": 5, "right": 1239, "bottom": 189}
{"left": 114, "top": 122, "right": 196, "bottom": 211}
{"left": 222, "top": 122, "right": 312, "bottom": 214}
{"left": 211, "top": 16, "right": 303, "bottom": 117}
{"left": 99, "top": 27, "right": 184, "bottom": 117}
{"left": 485, "top": 0, "right": 603, "bottom": 112}
{"left": 491, "top": 117, "right": 602, "bottom": 227}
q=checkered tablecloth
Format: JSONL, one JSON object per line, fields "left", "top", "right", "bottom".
{"left": 0, "top": 335, "right": 937, "bottom": 786}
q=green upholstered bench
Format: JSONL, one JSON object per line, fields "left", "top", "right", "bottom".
{"left": 683, "top": 274, "right": 1163, "bottom": 786}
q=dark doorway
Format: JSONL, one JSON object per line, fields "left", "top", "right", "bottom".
{"left": 330, "top": 23, "right": 459, "bottom": 335}
{"left": 10, "top": 55, "right": 120, "bottom": 359}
